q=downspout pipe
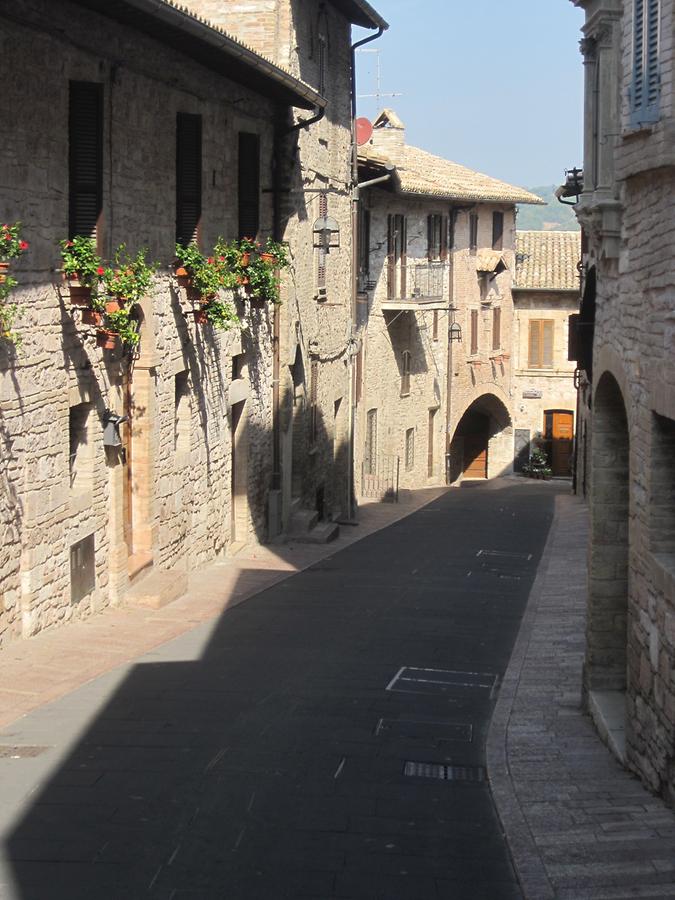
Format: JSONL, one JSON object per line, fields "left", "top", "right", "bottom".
{"left": 347, "top": 25, "right": 385, "bottom": 520}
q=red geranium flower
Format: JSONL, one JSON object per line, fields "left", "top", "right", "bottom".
{"left": 97, "top": 266, "right": 105, "bottom": 275}
{"left": 19, "top": 241, "right": 29, "bottom": 251}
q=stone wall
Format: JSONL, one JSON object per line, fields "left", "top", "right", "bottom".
{"left": 0, "top": 1, "right": 281, "bottom": 645}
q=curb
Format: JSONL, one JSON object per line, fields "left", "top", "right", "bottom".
{"left": 485, "top": 495, "right": 567, "bottom": 900}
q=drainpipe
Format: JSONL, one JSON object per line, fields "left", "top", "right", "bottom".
{"left": 347, "top": 25, "right": 385, "bottom": 520}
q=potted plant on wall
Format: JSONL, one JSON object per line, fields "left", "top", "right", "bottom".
{"left": 241, "top": 237, "right": 289, "bottom": 304}
{"left": 175, "top": 242, "right": 240, "bottom": 331}
{"left": 60, "top": 237, "right": 105, "bottom": 305}
{"left": 96, "top": 307, "right": 140, "bottom": 351}
{"left": 102, "top": 244, "right": 158, "bottom": 311}
{"left": 1, "top": 222, "right": 29, "bottom": 278}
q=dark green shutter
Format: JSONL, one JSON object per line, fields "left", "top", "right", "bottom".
{"left": 176, "top": 113, "right": 202, "bottom": 246}
{"left": 238, "top": 132, "right": 260, "bottom": 239}
{"left": 69, "top": 81, "right": 103, "bottom": 240}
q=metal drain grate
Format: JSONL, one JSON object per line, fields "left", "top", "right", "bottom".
{"left": 403, "top": 761, "right": 486, "bottom": 782}
{"left": 0, "top": 745, "right": 50, "bottom": 759}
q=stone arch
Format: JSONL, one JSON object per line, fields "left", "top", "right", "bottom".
{"left": 585, "top": 370, "right": 630, "bottom": 698}
{"left": 449, "top": 392, "right": 513, "bottom": 482}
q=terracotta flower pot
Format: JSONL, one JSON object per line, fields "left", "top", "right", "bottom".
{"left": 193, "top": 307, "right": 209, "bottom": 325}
{"left": 237, "top": 275, "right": 250, "bottom": 286}
{"left": 239, "top": 252, "right": 251, "bottom": 267}
{"left": 175, "top": 265, "right": 191, "bottom": 288}
{"left": 259, "top": 252, "right": 276, "bottom": 265}
{"left": 68, "top": 283, "right": 92, "bottom": 307}
{"left": 81, "top": 308, "right": 103, "bottom": 327}
{"left": 0, "top": 262, "right": 9, "bottom": 282}
{"left": 96, "top": 329, "right": 117, "bottom": 350}
{"left": 105, "top": 297, "right": 125, "bottom": 314}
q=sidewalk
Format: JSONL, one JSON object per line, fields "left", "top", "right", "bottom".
{"left": 0, "top": 487, "right": 448, "bottom": 732}
{"left": 489, "top": 493, "right": 675, "bottom": 900}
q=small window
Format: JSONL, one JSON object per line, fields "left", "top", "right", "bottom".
{"left": 69, "top": 402, "right": 93, "bottom": 493}
{"left": 70, "top": 534, "right": 95, "bottom": 605}
{"left": 528, "top": 319, "right": 554, "bottom": 368}
{"left": 492, "top": 307, "right": 501, "bottom": 351}
{"left": 470, "top": 310, "right": 479, "bottom": 355}
{"left": 387, "top": 214, "right": 407, "bottom": 299}
{"left": 174, "top": 371, "right": 191, "bottom": 455}
{"left": 69, "top": 81, "right": 103, "bottom": 241}
{"left": 432, "top": 310, "right": 439, "bottom": 342}
{"left": 176, "top": 113, "right": 202, "bottom": 246}
{"left": 405, "top": 427, "right": 415, "bottom": 471}
{"left": 238, "top": 132, "right": 260, "bottom": 239}
{"left": 469, "top": 213, "right": 479, "bottom": 251}
{"left": 492, "top": 211, "right": 504, "bottom": 251}
{"left": 401, "top": 350, "right": 411, "bottom": 396}
{"left": 427, "top": 214, "right": 447, "bottom": 260}
{"left": 365, "top": 408, "right": 377, "bottom": 475}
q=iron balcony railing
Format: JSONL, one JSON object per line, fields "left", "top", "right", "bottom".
{"left": 386, "top": 260, "right": 450, "bottom": 303}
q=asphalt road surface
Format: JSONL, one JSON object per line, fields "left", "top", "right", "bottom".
{"left": 1, "top": 480, "right": 560, "bottom": 899}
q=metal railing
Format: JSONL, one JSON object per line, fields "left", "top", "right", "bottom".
{"left": 361, "top": 454, "right": 400, "bottom": 502}
{"left": 386, "top": 260, "right": 449, "bottom": 302}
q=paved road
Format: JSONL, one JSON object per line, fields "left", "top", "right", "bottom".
{"left": 0, "top": 481, "right": 560, "bottom": 899}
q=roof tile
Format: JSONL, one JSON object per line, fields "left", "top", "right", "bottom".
{"left": 514, "top": 230, "right": 581, "bottom": 291}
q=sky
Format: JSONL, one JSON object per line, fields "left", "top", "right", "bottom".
{"left": 354, "top": 0, "right": 585, "bottom": 189}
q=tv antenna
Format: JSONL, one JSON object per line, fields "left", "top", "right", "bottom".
{"left": 356, "top": 48, "right": 403, "bottom": 107}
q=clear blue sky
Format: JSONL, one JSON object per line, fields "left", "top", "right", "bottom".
{"left": 354, "top": 0, "right": 584, "bottom": 188}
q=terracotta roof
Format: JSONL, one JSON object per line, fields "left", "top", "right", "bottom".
{"left": 475, "top": 251, "right": 506, "bottom": 274}
{"left": 514, "top": 231, "right": 581, "bottom": 291}
{"left": 360, "top": 142, "right": 543, "bottom": 205}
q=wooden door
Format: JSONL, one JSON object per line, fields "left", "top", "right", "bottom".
{"left": 551, "top": 411, "right": 574, "bottom": 475}
{"left": 463, "top": 434, "right": 488, "bottom": 478}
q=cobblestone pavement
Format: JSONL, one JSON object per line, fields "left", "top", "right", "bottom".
{"left": 0, "top": 480, "right": 557, "bottom": 899}
{"left": 489, "top": 493, "right": 675, "bottom": 900}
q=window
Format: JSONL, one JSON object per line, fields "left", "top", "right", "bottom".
{"left": 400, "top": 350, "right": 411, "bottom": 396}
{"left": 365, "top": 408, "right": 377, "bottom": 475}
{"left": 405, "top": 428, "right": 415, "bottom": 471}
{"left": 309, "top": 359, "right": 318, "bottom": 445}
{"left": 358, "top": 204, "right": 370, "bottom": 285}
{"left": 176, "top": 113, "right": 202, "bottom": 246}
{"left": 528, "top": 319, "right": 554, "bottom": 368}
{"left": 427, "top": 214, "right": 447, "bottom": 260}
{"left": 238, "top": 132, "right": 260, "bottom": 239}
{"left": 650, "top": 412, "right": 675, "bottom": 559}
{"left": 174, "top": 372, "right": 190, "bottom": 455}
{"left": 69, "top": 81, "right": 103, "bottom": 241}
{"left": 69, "top": 402, "right": 92, "bottom": 493}
{"left": 70, "top": 534, "right": 95, "bottom": 605}
{"left": 316, "top": 191, "right": 327, "bottom": 294}
{"left": 492, "top": 211, "right": 504, "bottom": 250}
{"left": 631, "top": 0, "right": 661, "bottom": 126}
{"left": 432, "top": 310, "right": 439, "bottom": 342}
{"left": 470, "top": 309, "right": 479, "bottom": 355}
{"left": 469, "top": 213, "right": 478, "bottom": 251}
{"left": 387, "top": 214, "right": 407, "bottom": 299}
{"left": 427, "top": 409, "right": 436, "bottom": 477}
{"left": 492, "top": 307, "right": 501, "bottom": 351}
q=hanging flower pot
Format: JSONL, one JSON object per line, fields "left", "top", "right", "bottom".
{"left": 175, "top": 265, "right": 191, "bottom": 288}
{"left": 67, "top": 280, "right": 93, "bottom": 307}
{"left": 239, "top": 251, "right": 251, "bottom": 267}
{"left": 259, "top": 252, "right": 276, "bottom": 265}
{"left": 193, "top": 307, "right": 209, "bottom": 325}
{"left": 81, "top": 308, "right": 103, "bottom": 327}
{"left": 96, "top": 329, "right": 117, "bottom": 350}
{"left": 0, "top": 262, "right": 9, "bottom": 283}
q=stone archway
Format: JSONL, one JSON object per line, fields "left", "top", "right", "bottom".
{"left": 449, "top": 393, "right": 513, "bottom": 482}
{"left": 585, "top": 371, "right": 630, "bottom": 757}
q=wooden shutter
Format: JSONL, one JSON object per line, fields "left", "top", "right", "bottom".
{"left": 469, "top": 213, "right": 478, "bottom": 250}
{"left": 432, "top": 310, "right": 439, "bottom": 341}
{"left": 492, "top": 211, "right": 504, "bottom": 250}
{"left": 400, "top": 215, "right": 407, "bottom": 298}
{"left": 528, "top": 320, "right": 541, "bottom": 367}
{"left": 427, "top": 409, "right": 435, "bottom": 477}
{"left": 238, "top": 132, "right": 260, "bottom": 239}
{"left": 646, "top": 0, "right": 660, "bottom": 107}
{"left": 632, "top": 0, "right": 660, "bottom": 123}
{"left": 440, "top": 215, "right": 448, "bottom": 261}
{"left": 492, "top": 307, "right": 501, "bottom": 350}
{"left": 69, "top": 81, "right": 103, "bottom": 240}
{"left": 470, "top": 310, "right": 478, "bottom": 355}
{"left": 176, "top": 113, "right": 202, "bottom": 246}
{"left": 633, "top": 0, "right": 645, "bottom": 112}
{"left": 542, "top": 320, "right": 554, "bottom": 367}
{"left": 568, "top": 313, "right": 580, "bottom": 361}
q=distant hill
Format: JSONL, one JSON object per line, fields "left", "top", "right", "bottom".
{"left": 516, "top": 185, "right": 580, "bottom": 232}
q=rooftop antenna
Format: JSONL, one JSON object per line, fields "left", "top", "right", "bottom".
{"left": 356, "top": 48, "right": 403, "bottom": 109}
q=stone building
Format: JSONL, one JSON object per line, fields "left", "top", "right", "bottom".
{"left": 180, "top": 0, "right": 388, "bottom": 537}
{"left": 570, "top": 0, "right": 675, "bottom": 806}
{"left": 0, "top": 0, "right": 327, "bottom": 645}
{"left": 355, "top": 111, "right": 543, "bottom": 494}
{"left": 356, "top": 110, "right": 542, "bottom": 496}
{"left": 512, "top": 230, "right": 581, "bottom": 476}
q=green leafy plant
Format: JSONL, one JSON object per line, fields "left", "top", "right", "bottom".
{"left": 103, "top": 308, "right": 140, "bottom": 349}
{"left": 1, "top": 222, "right": 29, "bottom": 261}
{"left": 245, "top": 255, "right": 282, "bottom": 303}
{"left": 103, "top": 244, "right": 157, "bottom": 303}
{"left": 60, "top": 237, "right": 105, "bottom": 287}
{"left": 262, "top": 238, "right": 290, "bottom": 268}
{"left": 0, "top": 302, "right": 21, "bottom": 346}
{"left": 201, "top": 297, "right": 239, "bottom": 330}
{"left": 530, "top": 449, "right": 549, "bottom": 469}
{"left": 0, "top": 274, "right": 18, "bottom": 301}
{"left": 176, "top": 242, "right": 238, "bottom": 299}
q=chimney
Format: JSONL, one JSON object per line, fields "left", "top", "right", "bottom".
{"left": 369, "top": 109, "right": 406, "bottom": 164}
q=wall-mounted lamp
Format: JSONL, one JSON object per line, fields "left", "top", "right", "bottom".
{"left": 448, "top": 307, "right": 462, "bottom": 343}
{"left": 102, "top": 409, "right": 129, "bottom": 448}
{"left": 313, "top": 215, "right": 341, "bottom": 252}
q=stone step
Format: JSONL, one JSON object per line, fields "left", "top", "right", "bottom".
{"left": 288, "top": 507, "right": 319, "bottom": 533}
{"left": 124, "top": 569, "right": 188, "bottom": 610}
{"left": 287, "top": 521, "right": 340, "bottom": 544}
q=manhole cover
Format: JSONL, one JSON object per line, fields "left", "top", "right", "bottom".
{"left": 0, "top": 745, "right": 50, "bottom": 759}
{"left": 375, "top": 718, "right": 473, "bottom": 743}
{"left": 403, "top": 761, "right": 486, "bottom": 782}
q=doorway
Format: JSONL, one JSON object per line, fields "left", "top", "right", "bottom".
{"left": 545, "top": 409, "right": 574, "bottom": 476}
{"left": 459, "top": 410, "right": 490, "bottom": 479}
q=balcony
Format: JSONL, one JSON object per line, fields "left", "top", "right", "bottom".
{"left": 381, "top": 260, "right": 450, "bottom": 311}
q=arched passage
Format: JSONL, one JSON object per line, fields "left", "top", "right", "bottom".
{"left": 585, "top": 371, "right": 629, "bottom": 697}
{"left": 449, "top": 394, "right": 513, "bottom": 482}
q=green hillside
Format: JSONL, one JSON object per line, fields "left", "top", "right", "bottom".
{"left": 516, "top": 185, "right": 580, "bottom": 232}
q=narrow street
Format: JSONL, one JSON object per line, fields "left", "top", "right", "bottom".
{"left": 0, "top": 481, "right": 559, "bottom": 899}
